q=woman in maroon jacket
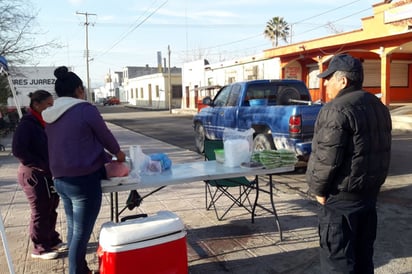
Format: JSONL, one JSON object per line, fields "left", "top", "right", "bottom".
{"left": 12, "top": 90, "right": 64, "bottom": 260}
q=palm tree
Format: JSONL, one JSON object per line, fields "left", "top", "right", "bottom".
{"left": 264, "top": 16, "right": 290, "bottom": 47}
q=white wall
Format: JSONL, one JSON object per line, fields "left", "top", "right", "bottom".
{"left": 181, "top": 55, "right": 282, "bottom": 111}
{"left": 125, "top": 72, "right": 181, "bottom": 109}
{"left": 182, "top": 60, "right": 209, "bottom": 109}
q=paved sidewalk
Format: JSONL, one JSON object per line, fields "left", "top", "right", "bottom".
{"left": 0, "top": 123, "right": 411, "bottom": 273}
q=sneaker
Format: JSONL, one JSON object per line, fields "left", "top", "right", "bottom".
{"left": 52, "top": 242, "right": 68, "bottom": 251}
{"left": 31, "top": 251, "right": 59, "bottom": 260}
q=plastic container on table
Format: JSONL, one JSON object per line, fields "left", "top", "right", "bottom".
{"left": 214, "top": 149, "right": 225, "bottom": 163}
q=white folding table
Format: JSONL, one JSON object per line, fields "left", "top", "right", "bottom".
{"left": 101, "top": 161, "right": 294, "bottom": 240}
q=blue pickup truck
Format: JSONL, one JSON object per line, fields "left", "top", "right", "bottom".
{"left": 193, "top": 79, "right": 323, "bottom": 163}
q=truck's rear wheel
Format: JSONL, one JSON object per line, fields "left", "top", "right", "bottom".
{"left": 194, "top": 123, "right": 206, "bottom": 153}
{"left": 253, "top": 133, "right": 275, "bottom": 151}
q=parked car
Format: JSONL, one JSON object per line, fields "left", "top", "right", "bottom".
{"left": 103, "top": 96, "right": 120, "bottom": 106}
{"left": 193, "top": 79, "right": 323, "bottom": 163}
{"left": 95, "top": 98, "right": 106, "bottom": 105}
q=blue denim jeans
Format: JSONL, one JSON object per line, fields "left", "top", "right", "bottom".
{"left": 54, "top": 167, "right": 105, "bottom": 274}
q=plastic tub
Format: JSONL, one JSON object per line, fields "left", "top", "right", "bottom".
{"left": 214, "top": 149, "right": 225, "bottom": 163}
{"left": 224, "top": 139, "right": 250, "bottom": 167}
{"left": 249, "top": 98, "right": 268, "bottom": 106}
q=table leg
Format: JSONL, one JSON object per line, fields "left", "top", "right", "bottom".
{"left": 115, "top": 192, "right": 119, "bottom": 223}
{"left": 268, "top": 174, "right": 283, "bottom": 241}
{"left": 110, "top": 192, "right": 114, "bottom": 221}
{"left": 251, "top": 175, "right": 259, "bottom": 223}
{"left": 252, "top": 174, "right": 283, "bottom": 241}
{"left": 109, "top": 192, "right": 120, "bottom": 222}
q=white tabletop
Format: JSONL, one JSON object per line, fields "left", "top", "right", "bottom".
{"left": 101, "top": 161, "right": 295, "bottom": 193}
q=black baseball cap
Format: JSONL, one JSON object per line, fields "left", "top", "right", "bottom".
{"left": 318, "top": 54, "right": 363, "bottom": 78}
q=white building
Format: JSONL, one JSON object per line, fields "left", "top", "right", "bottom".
{"left": 181, "top": 54, "right": 281, "bottom": 111}
{"left": 123, "top": 66, "right": 182, "bottom": 109}
{"left": 95, "top": 71, "right": 126, "bottom": 103}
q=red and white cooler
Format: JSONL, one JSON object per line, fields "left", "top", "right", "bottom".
{"left": 98, "top": 211, "right": 188, "bottom": 274}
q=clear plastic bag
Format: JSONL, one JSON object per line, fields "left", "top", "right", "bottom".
{"left": 129, "top": 145, "right": 149, "bottom": 173}
{"left": 129, "top": 145, "right": 171, "bottom": 175}
{"left": 223, "top": 128, "right": 255, "bottom": 167}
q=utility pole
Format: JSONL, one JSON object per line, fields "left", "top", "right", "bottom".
{"left": 77, "top": 11, "right": 96, "bottom": 102}
{"left": 168, "top": 45, "right": 172, "bottom": 114}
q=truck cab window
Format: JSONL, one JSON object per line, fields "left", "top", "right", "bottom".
{"left": 227, "top": 85, "right": 241, "bottom": 106}
{"left": 213, "top": 86, "right": 231, "bottom": 107}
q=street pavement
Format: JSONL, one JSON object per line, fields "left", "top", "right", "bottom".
{"left": 0, "top": 114, "right": 411, "bottom": 273}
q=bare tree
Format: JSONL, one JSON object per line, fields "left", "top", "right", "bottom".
{"left": 0, "top": 0, "right": 60, "bottom": 108}
{"left": 0, "top": 0, "right": 60, "bottom": 65}
{"left": 0, "top": 75, "right": 11, "bottom": 109}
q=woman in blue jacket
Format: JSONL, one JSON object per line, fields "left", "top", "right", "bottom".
{"left": 43, "top": 66, "right": 126, "bottom": 274}
{"left": 12, "top": 90, "right": 63, "bottom": 260}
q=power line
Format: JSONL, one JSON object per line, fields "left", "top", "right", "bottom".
{"left": 97, "top": 0, "right": 168, "bottom": 59}
{"left": 289, "top": 0, "right": 362, "bottom": 43}
{"left": 291, "top": 0, "right": 361, "bottom": 25}
{"left": 292, "top": 7, "right": 371, "bottom": 40}
{"left": 179, "top": 0, "right": 369, "bottom": 55}
{"left": 197, "top": 34, "right": 262, "bottom": 51}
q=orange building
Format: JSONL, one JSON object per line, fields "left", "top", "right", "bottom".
{"left": 263, "top": 0, "right": 412, "bottom": 105}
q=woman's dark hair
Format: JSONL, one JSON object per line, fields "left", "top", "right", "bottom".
{"left": 54, "top": 66, "right": 83, "bottom": 97}
{"left": 28, "top": 90, "right": 52, "bottom": 108}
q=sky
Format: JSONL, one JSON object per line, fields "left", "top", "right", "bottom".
{"left": 32, "top": 0, "right": 379, "bottom": 87}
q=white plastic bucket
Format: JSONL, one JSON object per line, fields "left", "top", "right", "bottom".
{"left": 224, "top": 139, "right": 250, "bottom": 167}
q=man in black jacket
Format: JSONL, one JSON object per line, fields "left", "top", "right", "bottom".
{"left": 306, "top": 54, "right": 392, "bottom": 274}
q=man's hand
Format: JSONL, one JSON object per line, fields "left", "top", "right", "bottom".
{"left": 316, "top": 195, "right": 326, "bottom": 205}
